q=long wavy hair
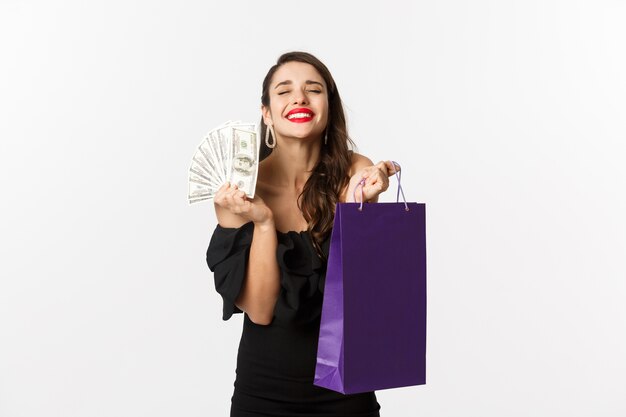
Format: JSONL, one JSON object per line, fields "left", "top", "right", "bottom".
{"left": 259, "top": 51, "right": 355, "bottom": 260}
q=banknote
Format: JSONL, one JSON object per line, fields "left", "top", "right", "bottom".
{"left": 187, "top": 120, "right": 260, "bottom": 204}
{"left": 187, "top": 165, "right": 220, "bottom": 202}
{"left": 193, "top": 142, "right": 224, "bottom": 184}
{"left": 229, "top": 127, "right": 258, "bottom": 198}
{"left": 213, "top": 127, "right": 231, "bottom": 181}
{"left": 221, "top": 122, "right": 256, "bottom": 177}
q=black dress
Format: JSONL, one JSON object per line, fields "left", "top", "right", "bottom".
{"left": 206, "top": 221, "right": 381, "bottom": 417}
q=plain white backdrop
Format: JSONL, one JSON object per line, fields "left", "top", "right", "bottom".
{"left": 1, "top": 1, "right": 625, "bottom": 416}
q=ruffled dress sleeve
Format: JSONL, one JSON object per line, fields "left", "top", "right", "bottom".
{"left": 206, "top": 221, "right": 254, "bottom": 321}
{"left": 206, "top": 221, "right": 331, "bottom": 326}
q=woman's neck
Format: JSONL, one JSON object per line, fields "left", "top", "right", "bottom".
{"left": 264, "top": 137, "right": 322, "bottom": 191}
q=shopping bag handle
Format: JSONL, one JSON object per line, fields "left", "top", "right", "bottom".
{"left": 353, "top": 161, "right": 409, "bottom": 212}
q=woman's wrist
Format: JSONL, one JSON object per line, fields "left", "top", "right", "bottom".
{"left": 253, "top": 216, "right": 275, "bottom": 233}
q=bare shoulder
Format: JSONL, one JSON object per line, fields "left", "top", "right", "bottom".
{"left": 348, "top": 152, "right": 374, "bottom": 176}
{"left": 338, "top": 152, "right": 375, "bottom": 203}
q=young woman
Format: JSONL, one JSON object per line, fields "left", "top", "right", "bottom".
{"left": 207, "top": 51, "right": 399, "bottom": 417}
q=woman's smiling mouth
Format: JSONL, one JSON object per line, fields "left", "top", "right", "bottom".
{"left": 286, "top": 108, "right": 315, "bottom": 123}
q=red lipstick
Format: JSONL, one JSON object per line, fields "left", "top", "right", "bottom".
{"left": 286, "top": 108, "right": 315, "bottom": 123}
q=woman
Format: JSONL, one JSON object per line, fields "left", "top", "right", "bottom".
{"left": 206, "top": 51, "right": 399, "bottom": 417}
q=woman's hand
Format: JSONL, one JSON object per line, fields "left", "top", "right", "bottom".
{"left": 346, "top": 161, "right": 401, "bottom": 203}
{"left": 214, "top": 182, "right": 274, "bottom": 227}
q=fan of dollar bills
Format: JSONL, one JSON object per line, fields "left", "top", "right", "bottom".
{"left": 187, "top": 120, "right": 260, "bottom": 204}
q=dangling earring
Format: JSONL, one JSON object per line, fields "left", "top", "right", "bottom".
{"left": 324, "top": 129, "right": 328, "bottom": 145}
{"left": 265, "top": 124, "right": 276, "bottom": 149}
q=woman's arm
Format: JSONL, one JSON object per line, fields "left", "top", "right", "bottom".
{"left": 214, "top": 183, "right": 280, "bottom": 325}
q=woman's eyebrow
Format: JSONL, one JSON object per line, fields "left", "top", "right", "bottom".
{"left": 274, "top": 80, "right": 292, "bottom": 89}
{"left": 274, "top": 80, "right": 324, "bottom": 89}
{"left": 305, "top": 80, "right": 324, "bottom": 88}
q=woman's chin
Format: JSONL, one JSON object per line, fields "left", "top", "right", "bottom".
{"left": 278, "top": 130, "right": 322, "bottom": 142}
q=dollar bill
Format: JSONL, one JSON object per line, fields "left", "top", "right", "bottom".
{"left": 207, "top": 130, "right": 228, "bottom": 182}
{"left": 196, "top": 139, "right": 224, "bottom": 184}
{"left": 220, "top": 122, "right": 255, "bottom": 176}
{"left": 188, "top": 174, "right": 218, "bottom": 202}
{"left": 229, "top": 127, "right": 258, "bottom": 198}
{"left": 188, "top": 120, "right": 259, "bottom": 204}
{"left": 188, "top": 166, "right": 222, "bottom": 190}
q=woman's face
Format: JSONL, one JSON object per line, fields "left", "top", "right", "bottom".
{"left": 262, "top": 61, "right": 329, "bottom": 142}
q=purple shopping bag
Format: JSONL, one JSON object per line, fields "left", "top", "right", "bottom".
{"left": 314, "top": 164, "right": 426, "bottom": 394}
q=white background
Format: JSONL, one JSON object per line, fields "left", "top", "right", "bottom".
{"left": 1, "top": 1, "right": 625, "bottom": 416}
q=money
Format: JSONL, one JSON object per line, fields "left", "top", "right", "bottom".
{"left": 187, "top": 120, "right": 259, "bottom": 204}
{"left": 229, "top": 127, "right": 258, "bottom": 197}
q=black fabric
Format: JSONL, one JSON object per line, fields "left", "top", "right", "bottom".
{"left": 206, "top": 221, "right": 381, "bottom": 417}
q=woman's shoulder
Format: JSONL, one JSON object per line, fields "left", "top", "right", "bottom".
{"left": 337, "top": 152, "right": 375, "bottom": 203}
{"left": 348, "top": 151, "right": 374, "bottom": 176}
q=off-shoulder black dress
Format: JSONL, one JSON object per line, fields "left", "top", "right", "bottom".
{"left": 206, "top": 221, "right": 381, "bottom": 417}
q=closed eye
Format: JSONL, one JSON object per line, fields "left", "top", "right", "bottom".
{"left": 277, "top": 89, "right": 322, "bottom": 95}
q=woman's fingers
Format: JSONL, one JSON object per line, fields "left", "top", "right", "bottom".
{"left": 348, "top": 160, "right": 400, "bottom": 202}
{"left": 215, "top": 182, "right": 247, "bottom": 210}
{"left": 232, "top": 195, "right": 248, "bottom": 213}
{"left": 361, "top": 167, "right": 389, "bottom": 198}
{"left": 214, "top": 183, "right": 271, "bottom": 223}
{"left": 214, "top": 183, "right": 229, "bottom": 206}
{"left": 389, "top": 161, "right": 400, "bottom": 175}
{"left": 227, "top": 186, "right": 248, "bottom": 211}
{"left": 374, "top": 172, "right": 389, "bottom": 192}
{"left": 375, "top": 161, "right": 387, "bottom": 175}
{"left": 376, "top": 160, "right": 400, "bottom": 177}
{"left": 223, "top": 191, "right": 236, "bottom": 209}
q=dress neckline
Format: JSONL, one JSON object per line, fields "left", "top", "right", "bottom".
{"left": 276, "top": 229, "right": 309, "bottom": 235}
{"left": 217, "top": 221, "right": 308, "bottom": 235}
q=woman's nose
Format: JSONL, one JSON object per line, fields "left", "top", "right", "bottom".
{"left": 292, "top": 91, "right": 308, "bottom": 104}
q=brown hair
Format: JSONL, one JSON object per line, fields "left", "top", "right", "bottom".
{"left": 259, "top": 51, "right": 355, "bottom": 259}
